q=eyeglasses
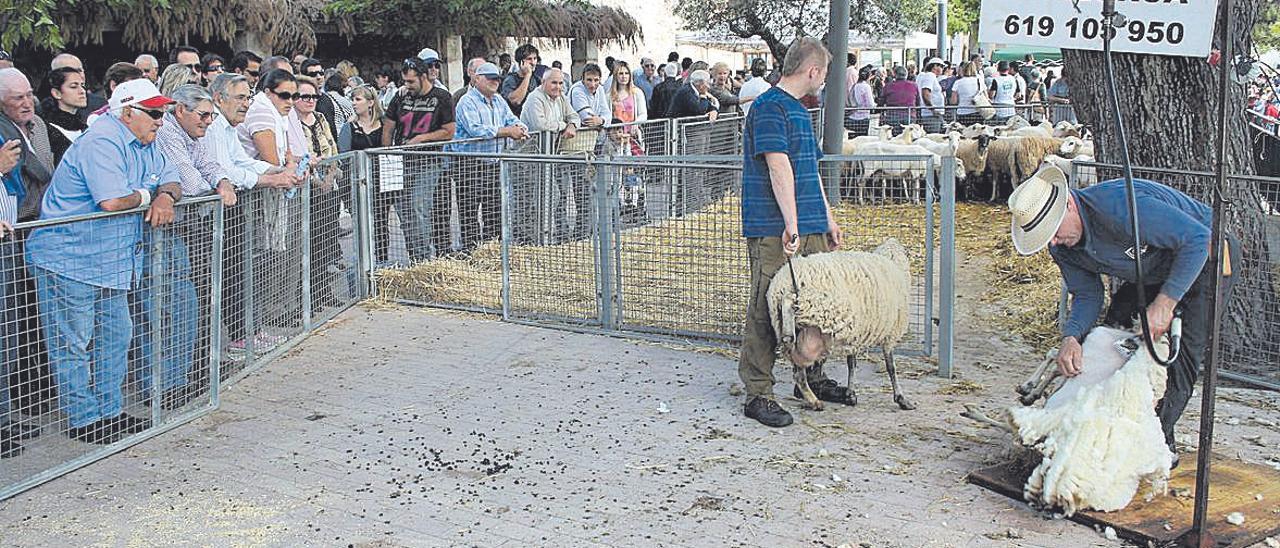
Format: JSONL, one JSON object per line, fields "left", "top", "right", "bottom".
{"left": 270, "top": 89, "right": 302, "bottom": 101}
{"left": 305, "top": 70, "right": 324, "bottom": 78}
{"left": 134, "top": 107, "right": 167, "bottom": 120}
{"left": 205, "top": 65, "right": 224, "bottom": 73}
{"left": 182, "top": 63, "right": 200, "bottom": 72}
{"left": 643, "top": 64, "right": 655, "bottom": 68}
{"left": 191, "top": 109, "right": 219, "bottom": 121}
{"left": 296, "top": 94, "right": 321, "bottom": 101}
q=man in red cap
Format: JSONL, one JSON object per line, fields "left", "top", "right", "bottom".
{"left": 25, "top": 78, "right": 184, "bottom": 445}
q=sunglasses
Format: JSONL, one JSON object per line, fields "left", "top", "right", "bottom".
{"left": 305, "top": 70, "right": 324, "bottom": 78}
{"left": 270, "top": 89, "right": 302, "bottom": 101}
{"left": 182, "top": 63, "right": 200, "bottom": 72}
{"left": 191, "top": 109, "right": 219, "bottom": 121}
{"left": 480, "top": 74, "right": 503, "bottom": 81}
{"left": 296, "top": 94, "right": 321, "bottom": 101}
{"left": 205, "top": 65, "right": 224, "bottom": 73}
{"left": 134, "top": 107, "right": 167, "bottom": 120}
{"left": 246, "top": 69, "right": 260, "bottom": 77}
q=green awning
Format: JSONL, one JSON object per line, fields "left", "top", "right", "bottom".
{"left": 990, "top": 45, "right": 1063, "bottom": 61}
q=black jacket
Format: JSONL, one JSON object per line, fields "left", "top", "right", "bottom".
{"left": 649, "top": 78, "right": 682, "bottom": 120}
{"left": 665, "top": 83, "right": 716, "bottom": 119}
{"left": 0, "top": 115, "right": 54, "bottom": 222}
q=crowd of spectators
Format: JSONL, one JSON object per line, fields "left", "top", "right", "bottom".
{"left": 0, "top": 43, "right": 788, "bottom": 457}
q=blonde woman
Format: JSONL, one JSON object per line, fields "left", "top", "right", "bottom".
{"left": 709, "top": 62, "right": 740, "bottom": 114}
{"left": 608, "top": 60, "right": 648, "bottom": 157}
{"left": 158, "top": 63, "right": 200, "bottom": 96}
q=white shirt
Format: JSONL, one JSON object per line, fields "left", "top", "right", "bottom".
{"left": 206, "top": 113, "right": 272, "bottom": 190}
{"left": 950, "top": 76, "right": 982, "bottom": 115}
{"left": 992, "top": 74, "right": 1019, "bottom": 117}
{"left": 738, "top": 77, "right": 772, "bottom": 116}
{"left": 916, "top": 71, "right": 943, "bottom": 117}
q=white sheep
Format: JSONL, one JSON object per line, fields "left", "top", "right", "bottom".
{"left": 1040, "top": 154, "right": 1097, "bottom": 186}
{"left": 986, "top": 136, "right": 1083, "bottom": 201}
{"left": 766, "top": 238, "right": 915, "bottom": 411}
{"left": 854, "top": 141, "right": 942, "bottom": 204}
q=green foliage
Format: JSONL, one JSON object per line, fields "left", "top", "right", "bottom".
{"left": 947, "top": 0, "right": 981, "bottom": 38}
{"left": 674, "top": 0, "right": 936, "bottom": 64}
{"left": 0, "top": 0, "right": 64, "bottom": 52}
{"left": 1256, "top": 1, "right": 1280, "bottom": 52}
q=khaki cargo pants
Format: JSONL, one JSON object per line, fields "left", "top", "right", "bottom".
{"left": 739, "top": 234, "right": 830, "bottom": 397}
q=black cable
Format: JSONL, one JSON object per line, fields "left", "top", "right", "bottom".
{"left": 1100, "top": 0, "right": 1180, "bottom": 365}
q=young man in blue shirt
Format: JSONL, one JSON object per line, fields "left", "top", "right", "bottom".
{"left": 739, "top": 37, "right": 845, "bottom": 427}
{"left": 1009, "top": 165, "right": 1238, "bottom": 463}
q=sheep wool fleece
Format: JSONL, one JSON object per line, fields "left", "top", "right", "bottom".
{"left": 764, "top": 239, "right": 911, "bottom": 358}
{"left": 739, "top": 235, "right": 830, "bottom": 397}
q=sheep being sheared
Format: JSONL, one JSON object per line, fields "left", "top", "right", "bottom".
{"left": 766, "top": 238, "right": 914, "bottom": 411}
{"left": 962, "top": 326, "right": 1174, "bottom": 516}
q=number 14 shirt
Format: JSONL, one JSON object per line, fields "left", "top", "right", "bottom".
{"left": 386, "top": 86, "right": 455, "bottom": 146}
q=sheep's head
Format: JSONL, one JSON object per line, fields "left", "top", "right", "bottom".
{"left": 901, "top": 124, "right": 925, "bottom": 142}
{"left": 1060, "top": 136, "right": 1084, "bottom": 157}
{"left": 789, "top": 326, "right": 832, "bottom": 366}
{"left": 874, "top": 237, "right": 910, "bottom": 272}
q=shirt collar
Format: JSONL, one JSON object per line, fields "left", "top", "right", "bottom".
{"left": 104, "top": 113, "right": 144, "bottom": 147}
{"left": 163, "top": 112, "right": 197, "bottom": 146}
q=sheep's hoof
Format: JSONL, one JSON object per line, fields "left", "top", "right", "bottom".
{"left": 894, "top": 395, "right": 917, "bottom": 411}
{"left": 807, "top": 399, "right": 825, "bottom": 411}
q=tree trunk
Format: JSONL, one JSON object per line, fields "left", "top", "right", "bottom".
{"left": 1063, "top": 0, "right": 1279, "bottom": 380}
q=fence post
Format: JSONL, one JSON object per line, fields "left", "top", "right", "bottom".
{"left": 148, "top": 228, "right": 167, "bottom": 423}
{"left": 301, "top": 178, "right": 313, "bottom": 332}
{"left": 924, "top": 157, "right": 936, "bottom": 356}
{"left": 500, "top": 160, "right": 512, "bottom": 320}
{"left": 938, "top": 155, "right": 956, "bottom": 378}
{"left": 358, "top": 152, "right": 375, "bottom": 299}
{"left": 209, "top": 203, "right": 224, "bottom": 407}
{"left": 595, "top": 162, "right": 617, "bottom": 330}
{"left": 243, "top": 192, "right": 257, "bottom": 364}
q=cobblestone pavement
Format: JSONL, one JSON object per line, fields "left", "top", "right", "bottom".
{"left": 0, "top": 301, "right": 1276, "bottom": 547}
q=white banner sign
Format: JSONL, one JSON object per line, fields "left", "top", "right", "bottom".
{"left": 978, "top": 0, "right": 1220, "bottom": 58}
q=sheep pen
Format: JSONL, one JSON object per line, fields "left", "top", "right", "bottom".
{"left": 375, "top": 197, "right": 1066, "bottom": 354}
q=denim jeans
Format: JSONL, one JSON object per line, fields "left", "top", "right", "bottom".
{"left": 0, "top": 238, "right": 20, "bottom": 422}
{"left": 128, "top": 231, "right": 197, "bottom": 396}
{"left": 32, "top": 266, "right": 132, "bottom": 428}
{"left": 406, "top": 160, "right": 444, "bottom": 261}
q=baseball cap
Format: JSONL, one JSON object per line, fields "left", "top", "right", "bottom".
{"left": 109, "top": 79, "right": 174, "bottom": 111}
{"left": 417, "top": 48, "right": 441, "bottom": 63}
{"left": 475, "top": 62, "right": 501, "bottom": 78}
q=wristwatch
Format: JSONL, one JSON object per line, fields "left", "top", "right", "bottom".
{"left": 158, "top": 188, "right": 180, "bottom": 203}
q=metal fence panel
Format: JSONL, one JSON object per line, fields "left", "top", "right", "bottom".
{"left": 308, "top": 152, "right": 363, "bottom": 328}
{"left": 1, "top": 197, "right": 222, "bottom": 500}
{"left": 1070, "top": 161, "right": 1280, "bottom": 389}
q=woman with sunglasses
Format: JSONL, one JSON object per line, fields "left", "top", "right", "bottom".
{"left": 200, "top": 54, "right": 226, "bottom": 87}
{"left": 39, "top": 67, "right": 88, "bottom": 163}
{"left": 292, "top": 76, "right": 343, "bottom": 310}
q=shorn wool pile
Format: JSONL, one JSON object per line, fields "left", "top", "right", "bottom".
{"left": 765, "top": 238, "right": 915, "bottom": 410}
{"left": 967, "top": 326, "right": 1174, "bottom": 516}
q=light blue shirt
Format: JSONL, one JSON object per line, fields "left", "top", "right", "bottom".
{"left": 633, "top": 69, "right": 661, "bottom": 102}
{"left": 452, "top": 86, "right": 525, "bottom": 158}
{"left": 26, "top": 114, "right": 180, "bottom": 290}
{"left": 204, "top": 114, "right": 270, "bottom": 190}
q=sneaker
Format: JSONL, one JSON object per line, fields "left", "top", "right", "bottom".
{"left": 744, "top": 397, "right": 794, "bottom": 428}
{"left": 253, "top": 332, "right": 287, "bottom": 352}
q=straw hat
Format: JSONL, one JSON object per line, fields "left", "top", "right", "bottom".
{"left": 1008, "top": 164, "right": 1070, "bottom": 255}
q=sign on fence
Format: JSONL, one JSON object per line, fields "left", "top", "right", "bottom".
{"left": 978, "top": 0, "right": 1220, "bottom": 58}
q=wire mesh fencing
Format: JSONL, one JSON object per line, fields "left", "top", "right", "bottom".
{"left": 842, "top": 103, "right": 1082, "bottom": 137}
{"left": 1, "top": 197, "right": 222, "bottom": 500}
{"left": 1071, "top": 161, "right": 1280, "bottom": 390}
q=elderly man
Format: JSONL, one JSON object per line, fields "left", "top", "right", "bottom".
{"left": 632, "top": 57, "right": 662, "bottom": 102}
{"left": 0, "top": 50, "right": 12, "bottom": 70}
{"left": 139, "top": 84, "right": 235, "bottom": 410}
{"left": 500, "top": 44, "right": 543, "bottom": 115}
{"left": 0, "top": 67, "right": 54, "bottom": 457}
{"left": 382, "top": 50, "right": 456, "bottom": 260}
{"left": 568, "top": 63, "right": 610, "bottom": 128}
{"left": 453, "top": 57, "right": 487, "bottom": 107}
{"left": 51, "top": 53, "right": 82, "bottom": 72}
{"left": 204, "top": 73, "right": 297, "bottom": 359}
{"left": 665, "top": 70, "right": 720, "bottom": 120}
{"left": 738, "top": 38, "right": 845, "bottom": 427}
{"left": 518, "top": 68, "right": 582, "bottom": 241}
{"left": 1009, "top": 167, "right": 1238, "bottom": 466}
{"left": 229, "top": 51, "right": 263, "bottom": 90}
{"left": 25, "top": 78, "right": 183, "bottom": 444}
{"left": 135, "top": 54, "right": 160, "bottom": 83}
{"left": 455, "top": 62, "right": 528, "bottom": 250}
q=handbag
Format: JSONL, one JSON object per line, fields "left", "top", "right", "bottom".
{"left": 972, "top": 79, "right": 996, "bottom": 120}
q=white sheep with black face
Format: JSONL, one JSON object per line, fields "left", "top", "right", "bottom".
{"left": 765, "top": 238, "right": 915, "bottom": 411}
{"left": 963, "top": 326, "right": 1174, "bottom": 516}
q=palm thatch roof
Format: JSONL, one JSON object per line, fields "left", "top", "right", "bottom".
{"left": 53, "top": 0, "right": 640, "bottom": 55}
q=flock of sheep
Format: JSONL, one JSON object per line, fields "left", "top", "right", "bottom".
{"left": 840, "top": 118, "right": 1096, "bottom": 203}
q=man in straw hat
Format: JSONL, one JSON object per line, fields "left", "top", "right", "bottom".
{"left": 739, "top": 37, "right": 846, "bottom": 428}
{"left": 1008, "top": 165, "right": 1239, "bottom": 463}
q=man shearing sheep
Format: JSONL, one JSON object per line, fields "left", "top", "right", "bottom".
{"left": 738, "top": 37, "right": 846, "bottom": 428}
{"left": 1007, "top": 165, "right": 1238, "bottom": 464}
